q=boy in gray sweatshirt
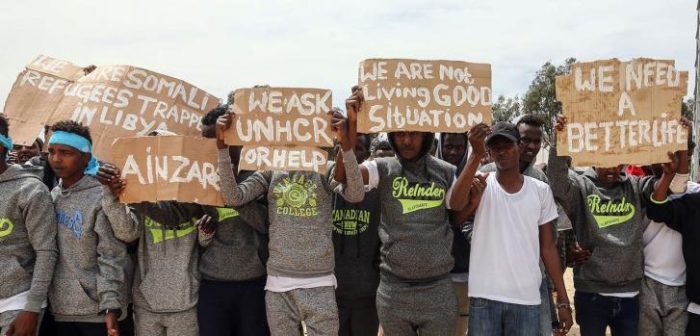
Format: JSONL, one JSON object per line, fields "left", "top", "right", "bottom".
{"left": 46, "top": 120, "right": 127, "bottom": 336}
{"left": 0, "top": 115, "right": 57, "bottom": 336}
{"left": 547, "top": 115, "right": 659, "bottom": 336}
{"left": 216, "top": 110, "right": 364, "bottom": 336}
{"left": 198, "top": 107, "right": 271, "bottom": 336}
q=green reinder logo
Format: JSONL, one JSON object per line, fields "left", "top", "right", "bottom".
{"left": 145, "top": 217, "right": 197, "bottom": 244}
{"left": 392, "top": 177, "right": 446, "bottom": 214}
{"left": 0, "top": 218, "right": 13, "bottom": 238}
{"left": 586, "top": 194, "right": 636, "bottom": 228}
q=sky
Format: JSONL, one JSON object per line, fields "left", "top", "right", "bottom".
{"left": 0, "top": 0, "right": 697, "bottom": 108}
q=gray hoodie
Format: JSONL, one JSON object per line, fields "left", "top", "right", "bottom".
{"left": 217, "top": 149, "right": 364, "bottom": 278}
{"left": 50, "top": 176, "right": 127, "bottom": 322}
{"left": 374, "top": 133, "right": 456, "bottom": 283}
{"left": 0, "top": 165, "right": 57, "bottom": 313}
{"left": 102, "top": 194, "right": 213, "bottom": 313}
{"left": 198, "top": 202, "right": 269, "bottom": 282}
{"left": 548, "top": 146, "right": 655, "bottom": 293}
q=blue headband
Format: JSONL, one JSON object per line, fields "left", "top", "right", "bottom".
{"left": 0, "top": 134, "right": 12, "bottom": 161}
{"left": 48, "top": 131, "right": 99, "bottom": 176}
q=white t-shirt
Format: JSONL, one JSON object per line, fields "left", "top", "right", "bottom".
{"left": 265, "top": 275, "right": 337, "bottom": 293}
{"left": 468, "top": 174, "right": 559, "bottom": 305}
{"left": 643, "top": 182, "right": 700, "bottom": 286}
{"left": 0, "top": 290, "right": 47, "bottom": 313}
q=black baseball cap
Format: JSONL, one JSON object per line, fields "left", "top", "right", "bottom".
{"left": 486, "top": 121, "right": 520, "bottom": 146}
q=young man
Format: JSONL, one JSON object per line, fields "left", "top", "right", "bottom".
{"left": 97, "top": 127, "right": 228, "bottom": 336}
{"left": 332, "top": 133, "right": 382, "bottom": 336}
{"left": 436, "top": 132, "right": 471, "bottom": 336}
{"left": 346, "top": 92, "right": 480, "bottom": 335}
{"left": 46, "top": 120, "right": 127, "bottom": 336}
{"left": 0, "top": 115, "right": 57, "bottom": 336}
{"left": 647, "top": 150, "right": 700, "bottom": 335}
{"left": 640, "top": 148, "right": 695, "bottom": 335}
{"left": 198, "top": 106, "right": 271, "bottom": 336}
{"left": 453, "top": 121, "right": 572, "bottom": 336}
{"left": 370, "top": 133, "right": 394, "bottom": 159}
{"left": 547, "top": 115, "right": 663, "bottom": 336}
{"left": 216, "top": 109, "right": 364, "bottom": 336}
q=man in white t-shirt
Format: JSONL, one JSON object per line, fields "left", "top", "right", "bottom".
{"left": 639, "top": 152, "right": 698, "bottom": 335}
{"left": 453, "top": 122, "right": 573, "bottom": 335}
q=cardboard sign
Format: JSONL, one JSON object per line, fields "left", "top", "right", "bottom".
{"left": 357, "top": 58, "right": 492, "bottom": 133}
{"left": 3, "top": 55, "right": 220, "bottom": 159}
{"left": 555, "top": 58, "right": 688, "bottom": 166}
{"left": 224, "top": 87, "right": 333, "bottom": 173}
{"left": 111, "top": 135, "right": 224, "bottom": 206}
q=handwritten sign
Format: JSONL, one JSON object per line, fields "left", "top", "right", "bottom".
{"left": 3, "top": 55, "right": 220, "bottom": 159}
{"left": 555, "top": 58, "right": 688, "bottom": 166}
{"left": 224, "top": 87, "right": 332, "bottom": 173}
{"left": 111, "top": 135, "right": 224, "bottom": 206}
{"left": 357, "top": 58, "right": 492, "bottom": 133}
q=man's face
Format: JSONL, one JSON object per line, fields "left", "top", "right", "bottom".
{"left": 441, "top": 133, "right": 467, "bottom": 166}
{"left": 595, "top": 166, "right": 623, "bottom": 185}
{"left": 12, "top": 143, "right": 40, "bottom": 163}
{"left": 517, "top": 123, "right": 543, "bottom": 165}
{"left": 48, "top": 144, "right": 89, "bottom": 179}
{"left": 393, "top": 132, "right": 426, "bottom": 161}
{"left": 487, "top": 137, "right": 520, "bottom": 171}
{"left": 372, "top": 147, "right": 395, "bottom": 159}
{"left": 354, "top": 138, "right": 370, "bottom": 164}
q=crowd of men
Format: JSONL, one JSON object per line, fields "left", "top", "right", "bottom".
{"left": 0, "top": 88, "right": 698, "bottom": 336}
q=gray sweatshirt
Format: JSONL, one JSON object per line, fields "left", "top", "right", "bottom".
{"left": 199, "top": 202, "right": 269, "bottom": 282}
{"left": 50, "top": 176, "right": 127, "bottom": 322}
{"left": 217, "top": 149, "right": 364, "bottom": 277}
{"left": 0, "top": 165, "right": 57, "bottom": 312}
{"left": 547, "top": 146, "right": 655, "bottom": 293}
{"left": 102, "top": 194, "right": 212, "bottom": 313}
{"left": 375, "top": 132, "right": 456, "bottom": 283}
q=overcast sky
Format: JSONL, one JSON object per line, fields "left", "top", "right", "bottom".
{"left": 0, "top": 0, "right": 696, "bottom": 108}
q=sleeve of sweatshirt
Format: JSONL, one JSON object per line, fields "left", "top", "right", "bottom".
{"left": 94, "top": 209, "right": 127, "bottom": 311}
{"left": 646, "top": 194, "right": 697, "bottom": 233}
{"left": 327, "top": 149, "right": 364, "bottom": 203}
{"left": 101, "top": 186, "right": 142, "bottom": 243}
{"left": 635, "top": 175, "right": 658, "bottom": 209}
{"left": 22, "top": 183, "right": 58, "bottom": 313}
{"left": 238, "top": 201, "right": 269, "bottom": 234}
{"left": 217, "top": 149, "right": 269, "bottom": 206}
{"left": 547, "top": 144, "right": 582, "bottom": 211}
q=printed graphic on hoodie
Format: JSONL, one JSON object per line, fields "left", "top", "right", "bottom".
{"left": 216, "top": 207, "right": 239, "bottom": 221}
{"left": 56, "top": 210, "right": 83, "bottom": 238}
{"left": 0, "top": 218, "right": 14, "bottom": 238}
{"left": 145, "top": 216, "right": 197, "bottom": 244}
{"left": 392, "top": 177, "right": 446, "bottom": 214}
{"left": 272, "top": 175, "right": 318, "bottom": 217}
{"left": 333, "top": 209, "right": 371, "bottom": 235}
{"left": 586, "top": 194, "right": 636, "bottom": 228}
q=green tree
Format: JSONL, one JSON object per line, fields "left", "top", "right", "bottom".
{"left": 682, "top": 97, "right": 694, "bottom": 121}
{"left": 522, "top": 58, "right": 576, "bottom": 145}
{"left": 491, "top": 95, "right": 522, "bottom": 123}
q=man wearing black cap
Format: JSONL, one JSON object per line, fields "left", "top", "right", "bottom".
{"left": 451, "top": 121, "right": 573, "bottom": 335}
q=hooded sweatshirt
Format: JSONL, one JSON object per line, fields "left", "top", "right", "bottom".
{"left": 331, "top": 161, "right": 381, "bottom": 301}
{"left": 547, "top": 146, "right": 655, "bottom": 293}
{"left": 366, "top": 132, "right": 456, "bottom": 283}
{"left": 0, "top": 164, "right": 57, "bottom": 313}
{"left": 50, "top": 175, "right": 127, "bottom": 322}
{"left": 102, "top": 194, "right": 214, "bottom": 313}
{"left": 436, "top": 133, "right": 470, "bottom": 276}
{"left": 217, "top": 149, "right": 364, "bottom": 278}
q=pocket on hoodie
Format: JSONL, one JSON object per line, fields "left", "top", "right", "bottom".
{"left": 49, "top": 277, "right": 99, "bottom": 316}
{"left": 385, "top": 242, "right": 452, "bottom": 280}
{"left": 0, "top": 258, "right": 32, "bottom": 297}
{"left": 138, "top": 267, "right": 197, "bottom": 311}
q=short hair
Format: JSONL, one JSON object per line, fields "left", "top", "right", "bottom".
{"left": 51, "top": 120, "right": 92, "bottom": 143}
{"left": 371, "top": 138, "right": 392, "bottom": 152}
{"left": 202, "top": 106, "right": 228, "bottom": 126}
{"left": 0, "top": 114, "right": 8, "bottom": 137}
{"left": 516, "top": 114, "right": 544, "bottom": 129}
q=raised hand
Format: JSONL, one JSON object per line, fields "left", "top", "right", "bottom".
{"left": 468, "top": 123, "right": 490, "bottom": 156}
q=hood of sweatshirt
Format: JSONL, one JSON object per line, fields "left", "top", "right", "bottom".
{"left": 0, "top": 164, "right": 41, "bottom": 184}
{"left": 56, "top": 174, "right": 102, "bottom": 195}
{"left": 436, "top": 133, "right": 469, "bottom": 175}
